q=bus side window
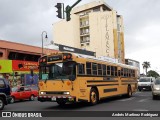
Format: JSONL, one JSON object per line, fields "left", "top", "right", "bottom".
{"left": 111, "top": 66, "right": 114, "bottom": 76}
{"left": 98, "top": 64, "right": 102, "bottom": 75}
{"left": 78, "top": 63, "right": 85, "bottom": 74}
{"left": 102, "top": 64, "right": 106, "bottom": 76}
{"left": 121, "top": 68, "right": 124, "bottom": 76}
{"left": 115, "top": 67, "right": 117, "bottom": 76}
{"left": 86, "top": 62, "right": 91, "bottom": 75}
{"left": 107, "top": 66, "right": 111, "bottom": 76}
{"left": 92, "top": 63, "right": 97, "bottom": 75}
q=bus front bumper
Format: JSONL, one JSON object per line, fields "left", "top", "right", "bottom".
{"left": 38, "top": 95, "right": 76, "bottom": 102}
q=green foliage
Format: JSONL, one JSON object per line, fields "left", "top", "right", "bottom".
{"left": 142, "top": 61, "right": 151, "bottom": 75}
{"left": 147, "top": 70, "right": 159, "bottom": 78}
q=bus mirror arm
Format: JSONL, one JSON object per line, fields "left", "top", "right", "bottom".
{"left": 69, "top": 75, "right": 76, "bottom": 81}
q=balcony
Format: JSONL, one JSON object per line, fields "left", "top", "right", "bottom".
{"left": 80, "top": 24, "right": 89, "bottom": 28}
{"left": 80, "top": 32, "right": 90, "bottom": 37}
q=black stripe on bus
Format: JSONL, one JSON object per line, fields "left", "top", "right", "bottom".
{"left": 121, "top": 80, "right": 137, "bottom": 82}
{"left": 87, "top": 84, "right": 119, "bottom": 87}
{"left": 121, "top": 83, "right": 137, "bottom": 85}
{"left": 87, "top": 80, "right": 118, "bottom": 83}
{"left": 78, "top": 99, "right": 88, "bottom": 102}
{"left": 77, "top": 75, "right": 117, "bottom": 78}
{"left": 104, "top": 88, "right": 117, "bottom": 93}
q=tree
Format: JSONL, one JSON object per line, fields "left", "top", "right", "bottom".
{"left": 142, "top": 61, "right": 150, "bottom": 75}
{"left": 147, "top": 70, "right": 159, "bottom": 78}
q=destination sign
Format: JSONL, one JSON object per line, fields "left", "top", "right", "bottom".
{"left": 48, "top": 55, "right": 62, "bottom": 62}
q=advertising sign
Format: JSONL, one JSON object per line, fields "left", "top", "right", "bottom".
{"left": 12, "top": 60, "right": 38, "bottom": 71}
{"left": 0, "top": 60, "right": 12, "bottom": 73}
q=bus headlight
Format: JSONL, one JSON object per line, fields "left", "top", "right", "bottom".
{"left": 63, "top": 92, "right": 70, "bottom": 95}
{"left": 40, "top": 92, "right": 46, "bottom": 95}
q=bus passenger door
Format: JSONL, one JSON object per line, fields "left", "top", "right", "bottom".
{"left": 77, "top": 63, "right": 88, "bottom": 99}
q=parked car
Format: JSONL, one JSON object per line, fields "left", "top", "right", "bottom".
{"left": 0, "top": 78, "right": 11, "bottom": 110}
{"left": 138, "top": 77, "right": 155, "bottom": 91}
{"left": 152, "top": 78, "right": 160, "bottom": 100}
{"left": 10, "top": 86, "right": 38, "bottom": 103}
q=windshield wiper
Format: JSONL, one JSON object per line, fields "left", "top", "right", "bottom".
{"left": 57, "top": 70, "right": 64, "bottom": 83}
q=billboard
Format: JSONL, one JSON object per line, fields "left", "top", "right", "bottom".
{"left": 12, "top": 60, "right": 38, "bottom": 71}
{"left": 0, "top": 60, "right": 12, "bottom": 73}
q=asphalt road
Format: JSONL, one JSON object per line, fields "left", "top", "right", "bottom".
{"left": 3, "top": 91, "right": 160, "bottom": 111}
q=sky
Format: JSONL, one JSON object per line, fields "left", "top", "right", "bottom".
{"left": 0, "top": 0, "right": 160, "bottom": 74}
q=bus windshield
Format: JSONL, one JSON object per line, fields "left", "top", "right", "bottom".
{"left": 39, "top": 61, "right": 76, "bottom": 81}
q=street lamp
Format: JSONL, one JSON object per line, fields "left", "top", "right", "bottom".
{"left": 41, "top": 31, "right": 48, "bottom": 56}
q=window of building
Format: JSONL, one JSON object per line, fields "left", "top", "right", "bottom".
{"left": 86, "top": 43, "right": 90, "bottom": 46}
{"left": 86, "top": 62, "right": 91, "bottom": 75}
{"left": 78, "top": 63, "right": 85, "bottom": 74}
{"left": 86, "top": 20, "right": 89, "bottom": 25}
{"left": 81, "top": 44, "right": 84, "bottom": 46}
{"left": 86, "top": 28, "right": 89, "bottom": 33}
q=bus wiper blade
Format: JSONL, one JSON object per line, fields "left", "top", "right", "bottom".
{"left": 57, "top": 70, "right": 64, "bottom": 83}
{"left": 44, "top": 78, "right": 47, "bottom": 83}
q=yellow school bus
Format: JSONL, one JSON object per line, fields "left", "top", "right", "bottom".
{"left": 38, "top": 52, "right": 138, "bottom": 105}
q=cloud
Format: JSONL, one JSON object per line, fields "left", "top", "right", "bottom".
{"left": 0, "top": 0, "right": 160, "bottom": 74}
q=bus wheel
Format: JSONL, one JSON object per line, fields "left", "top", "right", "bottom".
{"left": 57, "top": 99, "right": 66, "bottom": 106}
{"left": 90, "top": 88, "right": 98, "bottom": 105}
{"left": 127, "top": 86, "right": 132, "bottom": 98}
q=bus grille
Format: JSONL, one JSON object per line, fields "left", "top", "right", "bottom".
{"left": 46, "top": 92, "right": 64, "bottom": 95}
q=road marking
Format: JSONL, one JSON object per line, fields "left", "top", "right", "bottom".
{"left": 138, "top": 99, "right": 149, "bottom": 102}
{"left": 132, "top": 109, "right": 149, "bottom": 111}
{"left": 134, "top": 92, "right": 142, "bottom": 94}
{"left": 118, "top": 97, "right": 135, "bottom": 101}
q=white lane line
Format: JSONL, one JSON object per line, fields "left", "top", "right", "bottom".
{"left": 134, "top": 92, "right": 142, "bottom": 94}
{"left": 118, "top": 97, "right": 135, "bottom": 102}
{"left": 138, "top": 99, "right": 149, "bottom": 102}
{"left": 132, "top": 109, "right": 149, "bottom": 111}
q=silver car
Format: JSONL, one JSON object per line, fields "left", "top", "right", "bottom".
{"left": 152, "top": 78, "right": 160, "bottom": 100}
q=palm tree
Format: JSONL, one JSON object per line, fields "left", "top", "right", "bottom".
{"left": 142, "top": 61, "right": 151, "bottom": 75}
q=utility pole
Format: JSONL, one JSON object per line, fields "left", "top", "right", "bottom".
{"left": 66, "top": 0, "right": 81, "bottom": 21}
{"left": 55, "top": 0, "right": 81, "bottom": 21}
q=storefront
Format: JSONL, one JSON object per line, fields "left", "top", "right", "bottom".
{"left": 0, "top": 60, "right": 39, "bottom": 87}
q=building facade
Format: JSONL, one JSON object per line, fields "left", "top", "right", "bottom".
{"left": 0, "top": 40, "right": 57, "bottom": 86}
{"left": 53, "top": 0, "right": 125, "bottom": 63}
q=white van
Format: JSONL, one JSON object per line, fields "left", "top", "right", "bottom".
{"left": 138, "top": 77, "right": 155, "bottom": 91}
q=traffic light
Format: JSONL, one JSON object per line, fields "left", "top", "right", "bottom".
{"left": 55, "top": 3, "right": 64, "bottom": 19}
{"left": 66, "top": 5, "right": 71, "bottom": 21}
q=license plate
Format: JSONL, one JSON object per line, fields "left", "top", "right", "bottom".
{"left": 51, "top": 97, "right": 56, "bottom": 101}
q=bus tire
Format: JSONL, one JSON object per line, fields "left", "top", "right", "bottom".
{"left": 89, "top": 88, "right": 98, "bottom": 105}
{"left": 0, "top": 97, "right": 5, "bottom": 110}
{"left": 127, "top": 85, "right": 132, "bottom": 98}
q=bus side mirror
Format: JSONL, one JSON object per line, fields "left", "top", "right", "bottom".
{"left": 69, "top": 75, "right": 76, "bottom": 81}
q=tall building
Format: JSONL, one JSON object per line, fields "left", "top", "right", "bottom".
{"left": 53, "top": 0, "right": 125, "bottom": 63}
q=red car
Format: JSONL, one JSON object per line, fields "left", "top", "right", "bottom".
{"left": 10, "top": 86, "right": 38, "bottom": 103}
